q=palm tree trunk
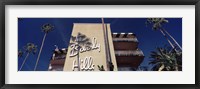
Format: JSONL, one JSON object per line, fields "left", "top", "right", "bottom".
{"left": 162, "top": 29, "right": 182, "bottom": 71}
{"left": 19, "top": 52, "right": 30, "bottom": 71}
{"left": 159, "top": 29, "right": 175, "bottom": 49}
{"left": 160, "top": 29, "right": 179, "bottom": 71}
{"left": 34, "top": 33, "right": 47, "bottom": 71}
{"left": 175, "top": 65, "right": 178, "bottom": 71}
{"left": 158, "top": 64, "right": 165, "bottom": 71}
{"left": 174, "top": 60, "right": 179, "bottom": 71}
{"left": 101, "top": 18, "right": 110, "bottom": 71}
{"left": 163, "top": 29, "right": 182, "bottom": 50}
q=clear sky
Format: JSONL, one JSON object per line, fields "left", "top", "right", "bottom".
{"left": 18, "top": 18, "right": 182, "bottom": 71}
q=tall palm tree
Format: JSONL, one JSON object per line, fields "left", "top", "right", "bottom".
{"left": 70, "top": 32, "right": 91, "bottom": 71}
{"left": 146, "top": 18, "right": 182, "bottom": 51}
{"left": 162, "top": 26, "right": 182, "bottom": 50}
{"left": 34, "top": 23, "right": 54, "bottom": 71}
{"left": 19, "top": 43, "right": 37, "bottom": 71}
{"left": 149, "top": 46, "right": 182, "bottom": 71}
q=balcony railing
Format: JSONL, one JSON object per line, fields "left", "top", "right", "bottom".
{"left": 115, "top": 50, "right": 144, "bottom": 56}
{"left": 112, "top": 38, "right": 138, "bottom": 42}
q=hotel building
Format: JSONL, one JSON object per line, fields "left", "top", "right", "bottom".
{"left": 112, "top": 33, "right": 144, "bottom": 71}
{"left": 48, "top": 47, "right": 67, "bottom": 71}
{"left": 48, "top": 23, "right": 144, "bottom": 71}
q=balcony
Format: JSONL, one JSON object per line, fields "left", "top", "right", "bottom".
{"left": 50, "top": 59, "right": 65, "bottom": 65}
{"left": 115, "top": 50, "right": 144, "bottom": 56}
{"left": 113, "top": 42, "right": 138, "bottom": 50}
{"left": 112, "top": 38, "right": 138, "bottom": 42}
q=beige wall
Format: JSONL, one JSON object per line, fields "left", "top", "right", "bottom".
{"left": 63, "top": 23, "right": 117, "bottom": 71}
{"left": 106, "top": 24, "right": 118, "bottom": 71}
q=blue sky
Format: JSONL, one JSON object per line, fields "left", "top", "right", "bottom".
{"left": 18, "top": 18, "right": 182, "bottom": 71}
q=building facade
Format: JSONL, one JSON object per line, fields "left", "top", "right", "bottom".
{"left": 48, "top": 23, "right": 144, "bottom": 71}
{"left": 63, "top": 23, "right": 118, "bottom": 71}
{"left": 48, "top": 47, "right": 67, "bottom": 71}
{"left": 112, "top": 33, "right": 144, "bottom": 71}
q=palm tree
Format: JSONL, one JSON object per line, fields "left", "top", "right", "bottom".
{"left": 70, "top": 32, "right": 91, "bottom": 71}
{"left": 146, "top": 18, "right": 182, "bottom": 51}
{"left": 149, "top": 46, "right": 182, "bottom": 71}
{"left": 34, "top": 23, "right": 54, "bottom": 71}
{"left": 19, "top": 43, "right": 37, "bottom": 71}
{"left": 18, "top": 49, "right": 23, "bottom": 58}
{"left": 97, "top": 65, "right": 105, "bottom": 71}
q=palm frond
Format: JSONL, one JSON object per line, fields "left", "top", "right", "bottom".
{"left": 149, "top": 46, "right": 182, "bottom": 71}
{"left": 41, "top": 23, "right": 54, "bottom": 33}
{"left": 23, "top": 43, "right": 38, "bottom": 54}
{"left": 18, "top": 49, "right": 23, "bottom": 58}
{"left": 146, "top": 18, "right": 168, "bottom": 31}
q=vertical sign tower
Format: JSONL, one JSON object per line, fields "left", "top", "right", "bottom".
{"left": 63, "top": 23, "right": 118, "bottom": 71}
